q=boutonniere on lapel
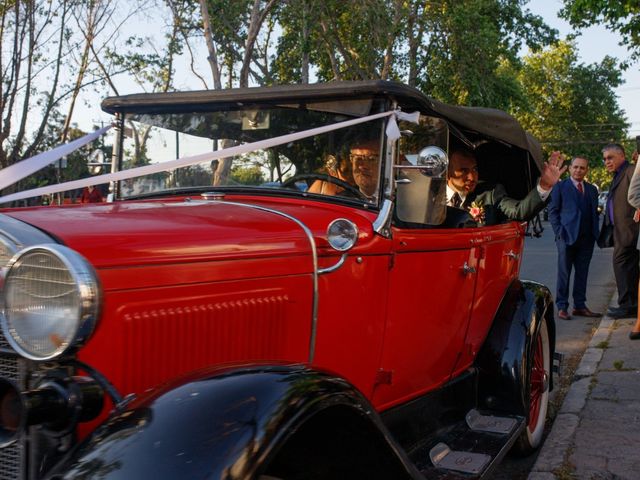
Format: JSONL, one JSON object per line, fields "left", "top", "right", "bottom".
{"left": 468, "top": 201, "right": 485, "bottom": 224}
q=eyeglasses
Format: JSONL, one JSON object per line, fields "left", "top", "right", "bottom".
{"left": 350, "top": 154, "right": 377, "bottom": 163}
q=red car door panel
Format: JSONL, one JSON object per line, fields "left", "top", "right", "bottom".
{"left": 373, "top": 228, "right": 478, "bottom": 410}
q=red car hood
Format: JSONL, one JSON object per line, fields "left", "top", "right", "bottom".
{"left": 3, "top": 200, "right": 342, "bottom": 268}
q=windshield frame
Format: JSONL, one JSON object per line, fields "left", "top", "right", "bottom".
{"left": 112, "top": 99, "right": 390, "bottom": 210}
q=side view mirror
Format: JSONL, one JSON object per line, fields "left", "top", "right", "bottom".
{"left": 416, "top": 146, "right": 448, "bottom": 177}
{"left": 395, "top": 145, "right": 448, "bottom": 226}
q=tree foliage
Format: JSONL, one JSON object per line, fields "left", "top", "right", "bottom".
{"left": 561, "top": 0, "right": 640, "bottom": 66}
{"left": 512, "top": 41, "right": 627, "bottom": 163}
{"left": 272, "top": 0, "right": 557, "bottom": 111}
{"left": 415, "top": 0, "right": 557, "bottom": 109}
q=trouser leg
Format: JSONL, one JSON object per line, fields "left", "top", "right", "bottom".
{"left": 612, "top": 244, "right": 639, "bottom": 308}
{"left": 555, "top": 239, "right": 572, "bottom": 311}
{"left": 572, "top": 236, "right": 595, "bottom": 309}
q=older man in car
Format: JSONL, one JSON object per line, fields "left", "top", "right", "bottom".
{"left": 309, "top": 139, "right": 381, "bottom": 202}
{"left": 348, "top": 139, "right": 381, "bottom": 202}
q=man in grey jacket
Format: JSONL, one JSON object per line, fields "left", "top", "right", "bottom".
{"left": 601, "top": 144, "right": 639, "bottom": 320}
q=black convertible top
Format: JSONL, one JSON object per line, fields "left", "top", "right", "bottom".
{"left": 101, "top": 80, "right": 543, "bottom": 172}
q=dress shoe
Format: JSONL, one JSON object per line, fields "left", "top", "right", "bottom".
{"left": 558, "top": 309, "right": 571, "bottom": 320}
{"left": 607, "top": 306, "right": 637, "bottom": 319}
{"left": 572, "top": 307, "right": 602, "bottom": 318}
{"left": 629, "top": 331, "right": 640, "bottom": 340}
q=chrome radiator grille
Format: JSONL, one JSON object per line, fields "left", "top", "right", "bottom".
{"left": 0, "top": 336, "right": 25, "bottom": 480}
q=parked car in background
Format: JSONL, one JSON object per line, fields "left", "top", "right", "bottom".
{"left": 598, "top": 191, "right": 609, "bottom": 215}
{"left": 0, "top": 81, "right": 556, "bottom": 480}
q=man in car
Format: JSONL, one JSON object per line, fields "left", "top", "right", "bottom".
{"left": 446, "top": 145, "right": 566, "bottom": 224}
{"left": 309, "top": 139, "right": 380, "bottom": 202}
{"left": 348, "top": 139, "right": 380, "bottom": 202}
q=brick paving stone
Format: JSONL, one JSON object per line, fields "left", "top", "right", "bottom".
{"left": 528, "top": 314, "right": 640, "bottom": 480}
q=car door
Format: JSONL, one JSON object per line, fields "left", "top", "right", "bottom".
{"left": 372, "top": 226, "right": 480, "bottom": 410}
{"left": 451, "top": 221, "right": 525, "bottom": 375}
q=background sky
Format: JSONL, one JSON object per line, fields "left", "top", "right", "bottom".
{"left": 528, "top": 0, "right": 640, "bottom": 140}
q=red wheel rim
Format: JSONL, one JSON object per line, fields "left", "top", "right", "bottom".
{"left": 528, "top": 332, "right": 546, "bottom": 430}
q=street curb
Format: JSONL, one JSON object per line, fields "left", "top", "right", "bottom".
{"left": 527, "top": 309, "right": 616, "bottom": 479}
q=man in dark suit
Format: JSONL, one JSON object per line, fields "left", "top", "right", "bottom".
{"left": 446, "top": 146, "right": 565, "bottom": 224}
{"left": 548, "top": 157, "right": 601, "bottom": 320}
{"left": 600, "top": 143, "right": 639, "bottom": 319}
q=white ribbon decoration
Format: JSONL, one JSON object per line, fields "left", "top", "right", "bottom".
{"left": 0, "top": 110, "right": 417, "bottom": 205}
{"left": 385, "top": 110, "right": 420, "bottom": 141}
{"left": 0, "top": 125, "right": 112, "bottom": 191}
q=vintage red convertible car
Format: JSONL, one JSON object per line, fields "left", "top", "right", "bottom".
{"left": 0, "top": 81, "right": 555, "bottom": 479}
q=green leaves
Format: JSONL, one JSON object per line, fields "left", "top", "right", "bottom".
{"left": 561, "top": 0, "right": 640, "bottom": 65}
{"left": 514, "top": 41, "right": 627, "bottom": 164}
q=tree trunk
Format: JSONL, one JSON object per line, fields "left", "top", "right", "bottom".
{"left": 199, "top": 0, "right": 222, "bottom": 90}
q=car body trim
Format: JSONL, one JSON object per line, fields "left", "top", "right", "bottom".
{"left": 208, "top": 200, "right": 320, "bottom": 363}
{"left": 0, "top": 214, "right": 56, "bottom": 248}
{"left": 317, "top": 253, "right": 347, "bottom": 274}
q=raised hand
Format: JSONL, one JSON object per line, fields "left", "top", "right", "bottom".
{"left": 539, "top": 150, "right": 568, "bottom": 191}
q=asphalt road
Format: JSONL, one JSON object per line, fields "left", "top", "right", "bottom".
{"left": 519, "top": 219, "right": 615, "bottom": 360}
{"left": 494, "top": 218, "right": 616, "bottom": 479}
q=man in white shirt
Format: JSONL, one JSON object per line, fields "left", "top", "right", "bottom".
{"left": 446, "top": 146, "right": 565, "bottom": 224}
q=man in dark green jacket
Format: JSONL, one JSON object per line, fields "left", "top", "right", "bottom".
{"left": 446, "top": 146, "right": 566, "bottom": 225}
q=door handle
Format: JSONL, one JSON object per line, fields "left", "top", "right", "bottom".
{"left": 504, "top": 250, "right": 520, "bottom": 260}
{"left": 462, "top": 262, "right": 476, "bottom": 275}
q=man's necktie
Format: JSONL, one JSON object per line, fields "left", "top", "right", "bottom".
{"left": 451, "top": 192, "right": 462, "bottom": 208}
{"left": 577, "top": 182, "right": 584, "bottom": 194}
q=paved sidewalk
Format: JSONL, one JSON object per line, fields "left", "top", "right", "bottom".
{"left": 528, "top": 308, "right": 640, "bottom": 479}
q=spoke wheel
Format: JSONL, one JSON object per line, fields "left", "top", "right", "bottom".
{"left": 513, "top": 316, "right": 550, "bottom": 455}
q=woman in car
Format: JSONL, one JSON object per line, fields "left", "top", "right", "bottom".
{"left": 307, "top": 153, "right": 354, "bottom": 196}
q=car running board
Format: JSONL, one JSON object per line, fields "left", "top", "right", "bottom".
{"left": 411, "top": 410, "right": 525, "bottom": 479}
{"left": 429, "top": 442, "right": 490, "bottom": 475}
{"left": 465, "top": 409, "right": 518, "bottom": 434}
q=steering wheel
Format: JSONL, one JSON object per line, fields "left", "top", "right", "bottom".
{"left": 281, "top": 173, "right": 367, "bottom": 200}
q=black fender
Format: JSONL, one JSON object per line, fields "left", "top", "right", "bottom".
{"left": 475, "top": 279, "right": 556, "bottom": 416}
{"left": 48, "top": 365, "right": 419, "bottom": 480}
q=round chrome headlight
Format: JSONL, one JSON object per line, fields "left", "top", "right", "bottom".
{"left": 327, "top": 218, "right": 359, "bottom": 252}
{"left": 1, "top": 245, "right": 100, "bottom": 360}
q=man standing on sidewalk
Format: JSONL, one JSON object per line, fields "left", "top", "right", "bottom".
{"left": 549, "top": 156, "right": 601, "bottom": 320}
{"left": 599, "top": 143, "right": 639, "bottom": 319}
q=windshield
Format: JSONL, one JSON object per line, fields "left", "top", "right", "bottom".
{"left": 118, "top": 101, "right": 387, "bottom": 206}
